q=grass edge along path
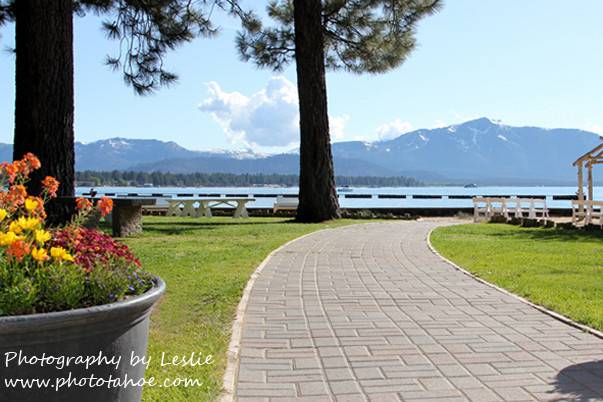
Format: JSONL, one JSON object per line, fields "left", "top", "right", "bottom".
{"left": 430, "top": 223, "right": 603, "bottom": 334}
{"left": 122, "top": 216, "right": 364, "bottom": 401}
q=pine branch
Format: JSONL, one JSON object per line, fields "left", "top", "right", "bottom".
{"left": 235, "top": 0, "right": 443, "bottom": 74}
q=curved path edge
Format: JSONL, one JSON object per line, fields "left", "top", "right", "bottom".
{"left": 426, "top": 226, "right": 603, "bottom": 340}
{"left": 220, "top": 224, "right": 365, "bottom": 402}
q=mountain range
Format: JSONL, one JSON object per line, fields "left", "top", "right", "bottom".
{"left": 2, "top": 118, "right": 601, "bottom": 185}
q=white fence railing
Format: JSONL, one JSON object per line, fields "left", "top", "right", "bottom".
{"left": 473, "top": 197, "right": 549, "bottom": 223}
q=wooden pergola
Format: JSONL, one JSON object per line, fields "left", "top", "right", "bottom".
{"left": 573, "top": 143, "right": 603, "bottom": 208}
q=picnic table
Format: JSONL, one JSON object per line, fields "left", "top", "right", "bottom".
{"left": 167, "top": 198, "right": 255, "bottom": 218}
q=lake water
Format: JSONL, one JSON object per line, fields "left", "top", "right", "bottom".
{"left": 75, "top": 186, "right": 597, "bottom": 209}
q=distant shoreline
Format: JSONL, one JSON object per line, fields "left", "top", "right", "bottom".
{"left": 74, "top": 185, "right": 591, "bottom": 210}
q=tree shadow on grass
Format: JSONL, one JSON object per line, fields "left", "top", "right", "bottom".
{"left": 145, "top": 219, "right": 294, "bottom": 227}
{"left": 141, "top": 218, "right": 298, "bottom": 236}
{"left": 487, "top": 224, "right": 603, "bottom": 242}
{"left": 551, "top": 360, "right": 603, "bottom": 401}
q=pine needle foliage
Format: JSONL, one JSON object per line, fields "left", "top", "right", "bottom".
{"left": 237, "top": 0, "right": 443, "bottom": 74}
{"left": 0, "top": 0, "right": 247, "bottom": 94}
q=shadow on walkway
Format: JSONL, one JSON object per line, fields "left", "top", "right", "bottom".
{"left": 552, "top": 360, "right": 603, "bottom": 401}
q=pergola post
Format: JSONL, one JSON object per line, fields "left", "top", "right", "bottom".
{"left": 578, "top": 163, "right": 585, "bottom": 215}
{"left": 574, "top": 143, "right": 603, "bottom": 224}
{"left": 588, "top": 162, "right": 594, "bottom": 203}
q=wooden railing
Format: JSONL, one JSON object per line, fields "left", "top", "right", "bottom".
{"left": 473, "top": 197, "right": 549, "bottom": 223}
{"left": 571, "top": 200, "right": 603, "bottom": 227}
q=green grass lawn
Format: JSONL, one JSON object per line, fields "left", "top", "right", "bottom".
{"left": 123, "top": 216, "right": 360, "bottom": 401}
{"left": 430, "top": 223, "right": 603, "bottom": 332}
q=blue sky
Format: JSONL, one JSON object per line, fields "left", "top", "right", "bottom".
{"left": 1, "top": 1, "right": 602, "bottom": 153}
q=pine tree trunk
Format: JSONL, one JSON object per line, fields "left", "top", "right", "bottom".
{"left": 13, "top": 0, "right": 75, "bottom": 224}
{"left": 293, "top": 0, "right": 340, "bottom": 223}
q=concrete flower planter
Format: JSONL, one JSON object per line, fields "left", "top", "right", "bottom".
{"left": 0, "top": 277, "right": 165, "bottom": 402}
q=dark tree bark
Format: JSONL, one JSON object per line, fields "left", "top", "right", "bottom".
{"left": 293, "top": 0, "right": 340, "bottom": 222}
{"left": 13, "top": 0, "right": 75, "bottom": 224}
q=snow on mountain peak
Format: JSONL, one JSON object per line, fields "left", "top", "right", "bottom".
{"left": 460, "top": 117, "right": 503, "bottom": 128}
{"left": 104, "top": 138, "right": 132, "bottom": 150}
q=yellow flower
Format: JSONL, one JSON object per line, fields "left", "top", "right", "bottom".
{"left": 34, "top": 229, "right": 52, "bottom": 245}
{"left": 0, "top": 209, "right": 7, "bottom": 222}
{"left": 31, "top": 247, "right": 49, "bottom": 262}
{"left": 25, "top": 198, "right": 38, "bottom": 212}
{"left": 50, "top": 247, "right": 74, "bottom": 263}
{"left": 9, "top": 221, "right": 22, "bottom": 234}
{"left": 15, "top": 216, "right": 40, "bottom": 232}
{"left": 0, "top": 231, "right": 19, "bottom": 246}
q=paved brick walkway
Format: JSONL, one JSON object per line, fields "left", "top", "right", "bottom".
{"left": 234, "top": 221, "right": 603, "bottom": 401}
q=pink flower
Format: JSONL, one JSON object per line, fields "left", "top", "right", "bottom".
{"left": 52, "top": 227, "right": 141, "bottom": 272}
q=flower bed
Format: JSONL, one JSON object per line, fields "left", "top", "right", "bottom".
{"left": 0, "top": 154, "right": 163, "bottom": 401}
{"left": 0, "top": 153, "right": 154, "bottom": 316}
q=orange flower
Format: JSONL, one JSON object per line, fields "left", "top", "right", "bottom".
{"left": 8, "top": 185, "right": 27, "bottom": 208}
{"left": 97, "top": 197, "right": 113, "bottom": 217}
{"left": 12, "top": 160, "right": 28, "bottom": 176}
{"left": 22, "top": 153, "right": 41, "bottom": 170}
{"left": 42, "top": 176, "right": 60, "bottom": 198}
{"left": 76, "top": 197, "right": 93, "bottom": 210}
{"left": 7, "top": 240, "right": 30, "bottom": 262}
{"left": 0, "top": 162, "right": 17, "bottom": 183}
{"left": 9, "top": 185, "right": 26, "bottom": 199}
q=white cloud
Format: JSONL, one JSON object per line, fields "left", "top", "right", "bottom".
{"left": 199, "top": 76, "right": 299, "bottom": 148}
{"left": 330, "top": 114, "right": 350, "bottom": 140}
{"left": 374, "top": 118, "right": 413, "bottom": 141}
{"left": 432, "top": 120, "right": 447, "bottom": 129}
{"left": 588, "top": 125, "right": 603, "bottom": 135}
{"left": 429, "top": 113, "right": 484, "bottom": 130}
{"left": 452, "top": 112, "right": 481, "bottom": 123}
{"left": 199, "top": 76, "right": 350, "bottom": 149}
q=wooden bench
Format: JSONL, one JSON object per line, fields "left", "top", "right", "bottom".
{"left": 167, "top": 198, "right": 255, "bottom": 218}
{"left": 273, "top": 196, "right": 299, "bottom": 213}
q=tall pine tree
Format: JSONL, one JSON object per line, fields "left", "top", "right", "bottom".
{"left": 237, "top": 0, "right": 442, "bottom": 222}
{"left": 1, "top": 0, "right": 242, "bottom": 223}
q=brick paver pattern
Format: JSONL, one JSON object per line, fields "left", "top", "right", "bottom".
{"left": 234, "top": 221, "right": 603, "bottom": 401}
